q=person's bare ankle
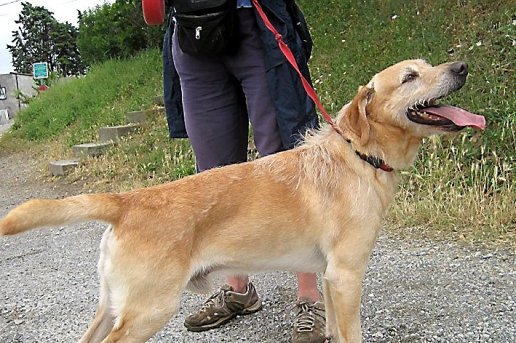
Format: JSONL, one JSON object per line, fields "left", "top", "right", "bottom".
{"left": 227, "top": 276, "right": 249, "bottom": 293}
{"left": 297, "top": 292, "right": 322, "bottom": 303}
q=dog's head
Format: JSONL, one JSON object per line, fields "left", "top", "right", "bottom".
{"left": 336, "top": 59, "right": 486, "bottom": 169}
{"left": 340, "top": 59, "right": 486, "bottom": 145}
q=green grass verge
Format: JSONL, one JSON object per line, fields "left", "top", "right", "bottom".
{"left": 9, "top": 50, "right": 164, "bottom": 145}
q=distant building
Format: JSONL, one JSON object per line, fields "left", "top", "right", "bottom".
{"left": 0, "top": 73, "right": 37, "bottom": 120}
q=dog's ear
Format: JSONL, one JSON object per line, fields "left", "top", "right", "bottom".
{"left": 342, "top": 85, "right": 374, "bottom": 146}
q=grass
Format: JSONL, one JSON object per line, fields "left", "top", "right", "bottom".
{"left": 1, "top": 0, "right": 514, "bottom": 246}
{"left": 390, "top": 133, "right": 514, "bottom": 245}
{"left": 8, "top": 50, "right": 164, "bottom": 145}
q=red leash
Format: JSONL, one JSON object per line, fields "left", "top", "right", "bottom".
{"left": 251, "top": 0, "right": 343, "bottom": 135}
{"left": 252, "top": 0, "right": 394, "bottom": 172}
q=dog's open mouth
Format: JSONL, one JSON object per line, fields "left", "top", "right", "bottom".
{"left": 407, "top": 100, "right": 486, "bottom": 131}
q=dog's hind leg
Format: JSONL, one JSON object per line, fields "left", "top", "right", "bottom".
{"left": 99, "top": 250, "right": 185, "bottom": 341}
{"left": 79, "top": 227, "right": 116, "bottom": 343}
{"left": 99, "top": 289, "right": 182, "bottom": 343}
{"left": 78, "top": 282, "right": 115, "bottom": 343}
{"left": 82, "top": 226, "right": 187, "bottom": 342}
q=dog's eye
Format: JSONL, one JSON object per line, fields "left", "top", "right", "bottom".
{"left": 402, "top": 72, "right": 418, "bottom": 84}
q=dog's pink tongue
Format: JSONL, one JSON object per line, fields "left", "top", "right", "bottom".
{"left": 425, "top": 105, "right": 486, "bottom": 130}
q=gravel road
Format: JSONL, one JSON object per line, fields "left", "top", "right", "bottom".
{"left": 0, "top": 152, "right": 514, "bottom": 343}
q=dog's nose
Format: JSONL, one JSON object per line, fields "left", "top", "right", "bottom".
{"left": 450, "top": 61, "right": 468, "bottom": 76}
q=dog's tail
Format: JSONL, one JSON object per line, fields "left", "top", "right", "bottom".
{"left": 0, "top": 194, "right": 122, "bottom": 236}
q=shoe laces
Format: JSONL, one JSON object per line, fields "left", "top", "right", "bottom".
{"left": 199, "top": 288, "right": 227, "bottom": 313}
{"left": 294, "top": 302, "right": 325, "bottom": 333}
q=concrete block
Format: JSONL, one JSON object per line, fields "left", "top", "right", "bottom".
{"left": 98, "top": 124, "right": 140, "bottom": 143}
{"left": 49, "top": 160, "right": 79, "bottom": 176}
{"left": 126, "top": 109, "right": 162, "bottom": 124}
{"left": 126, "top": 110, "right": 148, "bottom": 124}
{"left": 72, "top": 142, "right": 113, "bottom": 158}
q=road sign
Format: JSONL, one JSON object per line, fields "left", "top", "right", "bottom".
{"left": 33, "top": 62, "right": 48, "bottom": 79}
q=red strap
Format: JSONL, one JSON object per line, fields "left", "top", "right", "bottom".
{"left": 252, "top": 0, "right": 342, "bottom": 135}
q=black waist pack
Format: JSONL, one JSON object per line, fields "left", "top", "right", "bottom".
{"left": 174, "top": 0, "right": 238, "bottom": 56}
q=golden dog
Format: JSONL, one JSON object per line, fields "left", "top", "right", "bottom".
{"left": 0, "top": 60, "right": 485, "bottom": 343}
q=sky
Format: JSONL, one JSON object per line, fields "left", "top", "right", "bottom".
{"left": 0, "top": 0, "right": 115, "bottom": 74}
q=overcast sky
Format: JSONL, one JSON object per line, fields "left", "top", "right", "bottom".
{"left": 0, "top": 0, "right": 115, "bottom": 74}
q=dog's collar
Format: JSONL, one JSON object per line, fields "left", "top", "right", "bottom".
{"left": 355, "top": 151, "right": 394, "bottom": 172}
{"left": 341, "top": 136, "right": 394, "bottom": 172}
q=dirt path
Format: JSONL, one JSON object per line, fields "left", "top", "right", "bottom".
{"left": 0, "top": 152, "right": 514, "bottom": 342}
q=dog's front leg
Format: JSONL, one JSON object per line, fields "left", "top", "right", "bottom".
{"left": 324, "top": 259, "right": 366, "bottom": 343}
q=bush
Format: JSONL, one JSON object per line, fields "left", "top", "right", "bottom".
{"left": 77, "top": 0, "right": 164, "bottom": 66}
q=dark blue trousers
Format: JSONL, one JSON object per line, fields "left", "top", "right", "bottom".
{"left": 172, "top": 9, "right": 283, "bottom": 172}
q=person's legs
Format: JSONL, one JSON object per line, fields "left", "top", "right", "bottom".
{"left": 226, "top": 9, "right": 325, "bottom": 343}
{"left": 227, "top": 8, "right": 322, "bottom": 301}
{"left": 173, "top": 6, "right": 324, "bottom": 339}
{"left": 297, "top": 273, "right": 322, "bottom": 302}
{"left": 225, "top": 9, "right": 283, "bottom": 157}
{"left": 172, "top": 29, "right": 261, "bottom": 332}
{"left": 173, "top": 36, "right": 248, "bottom": 172}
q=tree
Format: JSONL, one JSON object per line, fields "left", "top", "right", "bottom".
{"left": 51, "top": 22, "right": 85, "bottom": 76}
{"left": 7, "top": 2, "right": 85, "bottom": 76}
{"left": 77, "top": 0, "right": 163, "bottom": 66}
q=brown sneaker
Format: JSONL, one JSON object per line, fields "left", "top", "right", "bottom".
{"left": 184, "top": 283, "right": 263, "bottom": 332}
{"left": 292, "top": 299, "right": 327, "bottom": 343}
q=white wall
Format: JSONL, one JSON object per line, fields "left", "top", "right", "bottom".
{"left": 0, "top": 73, "right": 36, "bottom": 118}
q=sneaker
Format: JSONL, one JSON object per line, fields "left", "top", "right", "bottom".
{"left": 292, "top": 299, "right": 327, "bottom": 343}
{"left": 184, "top": 283, "right": 263, "bottom": 332}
